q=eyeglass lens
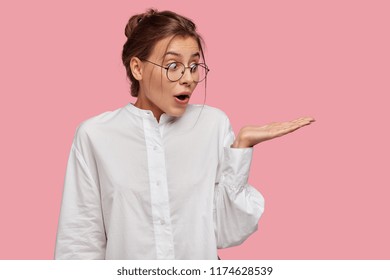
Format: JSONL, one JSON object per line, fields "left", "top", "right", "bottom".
{"left": 167, "top": 62, "right": 207, "bottom": 82}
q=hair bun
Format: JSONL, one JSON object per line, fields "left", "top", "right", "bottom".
{"left": 124, "top": 8, "right": 158, "bottom": 39}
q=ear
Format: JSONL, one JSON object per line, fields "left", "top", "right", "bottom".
{"left": 130, "top": 57, "right": 143, "bottom": 81}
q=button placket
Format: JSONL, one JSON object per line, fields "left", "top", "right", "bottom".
{"left": 142, "top": 116, "right": 175, "bottom": 259}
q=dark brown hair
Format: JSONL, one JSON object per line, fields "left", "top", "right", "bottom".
{"left": 121, "top": 9, "right": 206, "bottom": 97}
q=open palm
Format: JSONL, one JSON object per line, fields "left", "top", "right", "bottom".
{"left": 232, "top": 117, "right": 315, "bottom": 148}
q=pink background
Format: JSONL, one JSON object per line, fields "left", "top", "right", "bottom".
{"left": 0, "top": 0, "right": 389, "bottom": 259}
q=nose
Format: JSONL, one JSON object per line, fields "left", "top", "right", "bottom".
{"left": 179, "top": 67, "right": 194, "bottom": 85}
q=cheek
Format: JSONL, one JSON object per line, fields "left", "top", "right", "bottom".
{"left": 146, "top": 68, "right": 162, "bottom": 89}
{"left": 151, "top": 72, "right": 163, "bottom": 88}
{"left": 160, "top": 77, "right": 175, "bottom": 94}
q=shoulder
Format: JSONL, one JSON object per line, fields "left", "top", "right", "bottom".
{"left": 183, "top": 105, "right": 234, "bottom": 145}
{"left": 74, "top": 106, "right": 126, "bottom": 141}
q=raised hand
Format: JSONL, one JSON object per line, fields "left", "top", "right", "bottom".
{"left": 231, "top": 117, "right": 315, "bottom": 148}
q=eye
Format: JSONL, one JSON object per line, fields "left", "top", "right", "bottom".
{"left": 190, "top": 63, "right": 199, "bottom": 73}
{"left": 167, "top": 62, "right": 179, "bottom": 71}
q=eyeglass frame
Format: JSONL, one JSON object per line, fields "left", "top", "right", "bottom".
{"left": 142, "top": 59, "right": 210, "bottom": 82}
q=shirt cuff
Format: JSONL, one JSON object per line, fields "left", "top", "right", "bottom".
{"left": 219, "top": 147, "right": 253, "bottom": 192}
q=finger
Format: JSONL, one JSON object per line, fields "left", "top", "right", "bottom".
{"left": 284, "top": 121, "right": 307, "bottom": 130}
{"left": 291, "top": 116, "right": 315, "bottom": 123}
{"left": 272, "top": 123, "right": 301, "bottom": 137}
{"left": 292, "top": 117, "right": 311, "bottom": 123}
{"left": 266, "top": 118, "right": 313, "bottom": 137}
{"left": 269, "top": 117, "right": 314, "bottom": 138}
{"left": 291, "top": 118, "right": 314, "bottom": 127}
{"left": 274, "top": 124, "right": 306, "bottom": 138}
{"left": 297, "top": 116, "right": 315, "bottom": 122}
{"left": 286, "top": 120, "right": 311, "bottom": 132}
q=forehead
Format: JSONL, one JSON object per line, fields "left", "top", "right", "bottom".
{"left": 150, "top": 36, "right": 200, "bottom": 60}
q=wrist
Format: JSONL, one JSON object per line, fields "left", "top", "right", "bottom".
{"left": 231, "top": 137, "right": 252, "bottom": 148}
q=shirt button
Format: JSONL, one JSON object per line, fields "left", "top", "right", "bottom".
{"left": 160, "top": 219, "right": 165, "bottom": 225}
{"left": 156, "top": 181, "right": 161, "bottom": 186}
{"left": 153, "top": 146, "right": 158, "bottom": 151}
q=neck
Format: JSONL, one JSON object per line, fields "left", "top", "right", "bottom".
{"left": 134, "top": 98, "right": 163, "bottom": 122}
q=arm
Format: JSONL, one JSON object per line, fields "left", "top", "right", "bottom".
{"left": 54, "top": 127, "right": 106, "bottom": 259}
{"left": 213, "top": 117, "right": 265, "bottom": 248}
{"left": 213, "top": 115, "right": 315, "bottom": 248}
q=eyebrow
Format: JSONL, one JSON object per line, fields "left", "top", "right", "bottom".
{"left": 164, "top": 51, "right": 200, "bottom": 58}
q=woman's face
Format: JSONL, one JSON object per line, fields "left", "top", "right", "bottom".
{"left": 135, "top": 36, "right": 201, "bottom": 121}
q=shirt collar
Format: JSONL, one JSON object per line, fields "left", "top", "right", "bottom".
{"left": 125, "top": 103, "right": 177, "bottom": 124}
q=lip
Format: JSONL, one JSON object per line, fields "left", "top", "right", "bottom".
{"left": 173, "top": 92, "right": 191, "bottom": 105}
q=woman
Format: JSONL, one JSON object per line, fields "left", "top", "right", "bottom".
{"left": 55, "top": 9, "right": 314, "bottom": 260}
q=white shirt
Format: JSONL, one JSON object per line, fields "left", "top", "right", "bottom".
{"left": 55, "top": 103, "right": 264, "bottom": 259}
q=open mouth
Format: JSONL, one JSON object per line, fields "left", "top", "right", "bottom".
{"left": 174, "top": 94, "right": 191, "bottom": 104}
{"left": 175, "top": 94, "right": 190, "bottom": 101}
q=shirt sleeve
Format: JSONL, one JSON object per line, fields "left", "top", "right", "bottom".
{"left": 54, "top": 125, "right": 106, "bottom": 259}
{"left": 213, "top": 116, "right": 265, "bottom": 249}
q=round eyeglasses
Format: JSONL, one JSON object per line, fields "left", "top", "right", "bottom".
{"left": 143, "top": 60, "right": 210, "bottom": 82}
